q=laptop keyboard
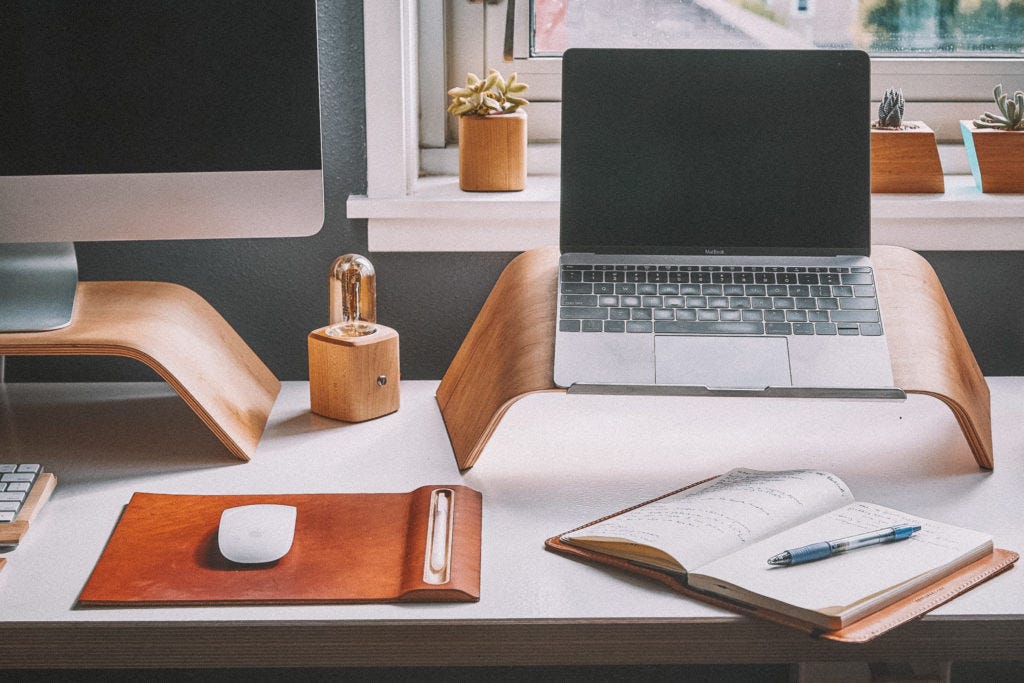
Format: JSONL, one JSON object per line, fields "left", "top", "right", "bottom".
{"left": 559, "top": 265, "right": 882, "bottom": 336}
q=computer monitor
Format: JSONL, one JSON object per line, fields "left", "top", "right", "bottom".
{"left": 0, "top": 0, "right": 324, "bottom": 331}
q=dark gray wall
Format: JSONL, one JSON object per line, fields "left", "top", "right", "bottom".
{"left": 6, "top": 2, "right": 1023, "bottom": 383}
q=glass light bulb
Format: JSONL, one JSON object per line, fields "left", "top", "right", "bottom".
{"left": 328, "top": 253, "right": 377, "bottom": 337}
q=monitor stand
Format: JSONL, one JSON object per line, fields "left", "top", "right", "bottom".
{"left": 0, "top": 253, "right": 280, "bottom": 461}
{"left": 0, "top": 243, "right": 78, "bottom": 332}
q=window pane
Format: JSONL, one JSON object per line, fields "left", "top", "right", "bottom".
{"left": 531, "top": 0, "right": 1024, "bottom": 55}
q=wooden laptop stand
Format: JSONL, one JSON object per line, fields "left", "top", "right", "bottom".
{"left": 0, "top": 281, "right": 279, "bottom": 461}
{"left": 437, "top": 246, "right": 992, "bottom": 471}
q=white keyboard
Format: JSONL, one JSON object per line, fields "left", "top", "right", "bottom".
{"left": 0, "top": 464, "right": 43, "bottom": 523}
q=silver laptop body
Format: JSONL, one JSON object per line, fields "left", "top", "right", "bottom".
{"left": 554, "top": 49, "right": 901, "bottom": 399}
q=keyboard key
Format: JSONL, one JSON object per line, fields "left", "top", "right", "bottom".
{"left": 638, "top": 284, "right": 659, "bottom": 295}
{"left": 562, "top": 270, "right": 583, "bottom": 282}
{"left": 764, "top": 310, "right": 786, "bottom": 322}
{"left": 841, "top": 273, "right": 873, "bottom": 285}
{"left": 795, "top": 297, "right": 817, "bottom": 309}
{"left": 658, "top": 284, "right": 679, "bottom": 295}
{"left": 561, "top": 283, "right": 591, "bottom": 294}
{"left": 853, "top": 285, "right": 876, "bottom": 297}
{"left": 786, "top": 310, "right": 807, "bottom": 322}
{"left": 807, "top": 310, "right": 829, "bottom": 322}
{"left": 678, "top": 284, "right": 701, "bottom": 295}
{"left": 767, "top": 285, "right": 788, "bottom": 296}
{"left": 830, "top": 310, "right": 880, "bottom": 323}
{"left": 654, "top": 321, "right": 764, "bottom": 334}
{"left": 838, "top": 324, "right": 861, "bottom": 335}
{"left": 676, "top": 309, "right": 697, "bottom": 321}
{"left": 610, "top": 308, "right": 631, "bottom": 320}
{"left": 839, "top": 297, "right": 878, "bottom": 310}
{"left": 814, "top": 322, "right": 837, "bottom": 335}
{"left": 701, "top": 284, "right": 723, "bottom": 296}
{"left": 604, "top": 320, "right": 625, "bottom": 332}
{"left": 720, "top": 310, "right": 741, "bottom": 321}
{"left": 653, "top": 309, "right": 675, "bottom": 320}
{"left": 626, "top": 321, "right": 652, "bottom": 333}
{"left": 766, "top": 322, "right": 792, "bottom": 335}
{"left": 664, "top": 297, "right": 685, "bottom": 307}
{"left": 583, "top": 270, "right": 602, "bottom": 282}
{"left": 861, "top": 323, "right": 883, "bottom": 336}
{"left": 605, "top": 271, "right": 625, "bottom": 283}
{"left": 594, "top": 283, "right": 615, "bottom": 294}
{"left": 708, "top": 297, "right": 729, "bottom": 308}
{"left": 616, "top": 283, "right": 636, "bottom": 295}
{"left": 581, "top": 320, "right": 603, "bottom": 332}
{"left": 561, "top": 307, "right": 608, "bottom": 319}
{"left": 560, "top": 320, "right": 581, "bottom": 332}
{"left": 561, "top": 294, "right": 597, "bottom": 307}
{"left": 729, "top": 297, "right": 751, "bottom": 309}
{"left": 685, "top": 296, "right": 707, "bottom": 308}
{"left": 773, "top": 297, "right": 795, "bottom": 309}
{"left": 642, "top": 296, "right": 663, "bottom": 307}
{"left": 816, "top": 298, "right": 838, "bottom": 309}
{"left": 621, "top": 296, "right": 642, "bottom": 307}
{"left": 741, "top": 310, "right": 763, "bottom": 321}
{"left": 794, "top": 323, "right": 815, "bottom": 335}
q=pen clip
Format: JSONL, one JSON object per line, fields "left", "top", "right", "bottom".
{"left": 423, "top": 488, "right": 453, "bottom": 585}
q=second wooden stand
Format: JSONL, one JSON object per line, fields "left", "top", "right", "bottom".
{"left": 437, "top": 246, "right": 992, "bottom": 471}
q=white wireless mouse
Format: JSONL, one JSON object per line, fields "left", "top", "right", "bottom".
{"left": 217, "top": 504, "right": 297, "bottom": 564}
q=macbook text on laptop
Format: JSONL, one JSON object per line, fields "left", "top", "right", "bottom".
{"left": 554, "top": 48, "right": 902, "bottom": 398}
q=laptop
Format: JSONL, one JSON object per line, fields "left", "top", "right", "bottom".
{"left": 554, "top": 48, "right": 902, "bottom": 398}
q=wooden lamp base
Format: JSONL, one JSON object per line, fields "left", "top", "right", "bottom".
{"left": 308, "top": 324, "right": 400, "bottom": 422}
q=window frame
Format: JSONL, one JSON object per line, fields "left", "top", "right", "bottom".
{"left": 350, "top": 1, "right": 1024, "bottom": 253}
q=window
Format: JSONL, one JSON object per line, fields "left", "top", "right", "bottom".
{"left": 443, "top": 0, "right": 1024, "bottom": 146}
{"left": 352, "top": 2, "right": 1024, "bottom": 253}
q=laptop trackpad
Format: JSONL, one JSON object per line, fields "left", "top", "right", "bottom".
{"left": 654, "top": 335, "right": 793, "bottom": 389}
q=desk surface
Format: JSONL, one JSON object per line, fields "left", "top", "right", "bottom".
{"left": 1, "top": 380, "right": 1022, "bottom": 668}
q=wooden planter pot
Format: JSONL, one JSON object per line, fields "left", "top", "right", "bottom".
{"left": 458, "top": 110, "right": 527, "bottom": 192}
{"left": 870, "top": 122, "right": 944, "bottom": 193}
{"left": 961, "top": 120, "right": 1024, "bottom": 193}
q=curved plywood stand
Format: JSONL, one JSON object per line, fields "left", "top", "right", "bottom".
{"left": 437, "top": 246, "right": 992, "bottom": 471}
{"left": 0, "top": 281, "right": 280, "bottom": 462}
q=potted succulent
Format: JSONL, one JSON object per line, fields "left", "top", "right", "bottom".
{"left": 870, "top": 87, "right": 944, "bottom": 193}
{"left": 448, "top": 69, "right": 529, "bottom": 192}
{"left": 961, "top": 84, "right": 1024, "bottom": 193}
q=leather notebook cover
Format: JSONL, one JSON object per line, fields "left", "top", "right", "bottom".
{"left": 79, "top": 485, "right": 482, "bottom": 606}
{"left": 544, "top": 480, "right": 1018, "bottom": 643}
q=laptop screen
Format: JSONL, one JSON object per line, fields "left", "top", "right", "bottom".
{"left": 560, "top": 49, "right": 871, "bottom": 257}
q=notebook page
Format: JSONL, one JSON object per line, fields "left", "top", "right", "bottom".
{"left": 690, "top": 502, "right": 993, "bottom": 619}
{"left": 563, "top": 468, "right": 854, "bottom": 571}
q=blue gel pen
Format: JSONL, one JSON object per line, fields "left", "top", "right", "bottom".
{"left": 767, "top": 524, "right": 921, "bottom": 566}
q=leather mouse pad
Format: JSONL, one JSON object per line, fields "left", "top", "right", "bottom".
{"left": 78, "top": 485, "right": 482, "bottom": 606}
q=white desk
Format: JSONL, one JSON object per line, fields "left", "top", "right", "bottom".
{"left": 1, "top": 380, "right": 1022, "bottom": 669}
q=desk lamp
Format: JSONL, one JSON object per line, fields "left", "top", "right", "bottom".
{"left": 308, "top": 254, "right": 400, "bottom": 422}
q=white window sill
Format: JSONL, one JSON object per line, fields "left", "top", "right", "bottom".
{"left": 347, "top": 174, "right": 1024, "bottom": 252}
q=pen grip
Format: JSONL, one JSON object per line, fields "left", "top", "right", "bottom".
{"left": 788, "top": 541, "right": 833, "bottom": 564}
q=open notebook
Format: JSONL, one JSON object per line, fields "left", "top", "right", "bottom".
{"left": 547, "top": 469, "right": 1016, "bottom": 641}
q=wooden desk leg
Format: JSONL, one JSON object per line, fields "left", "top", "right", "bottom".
{"left": 437, "top": 246, "right": 993, "bottom": 471}
{"left": 0, "top": 281, "right": 280, "bottom": 462}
